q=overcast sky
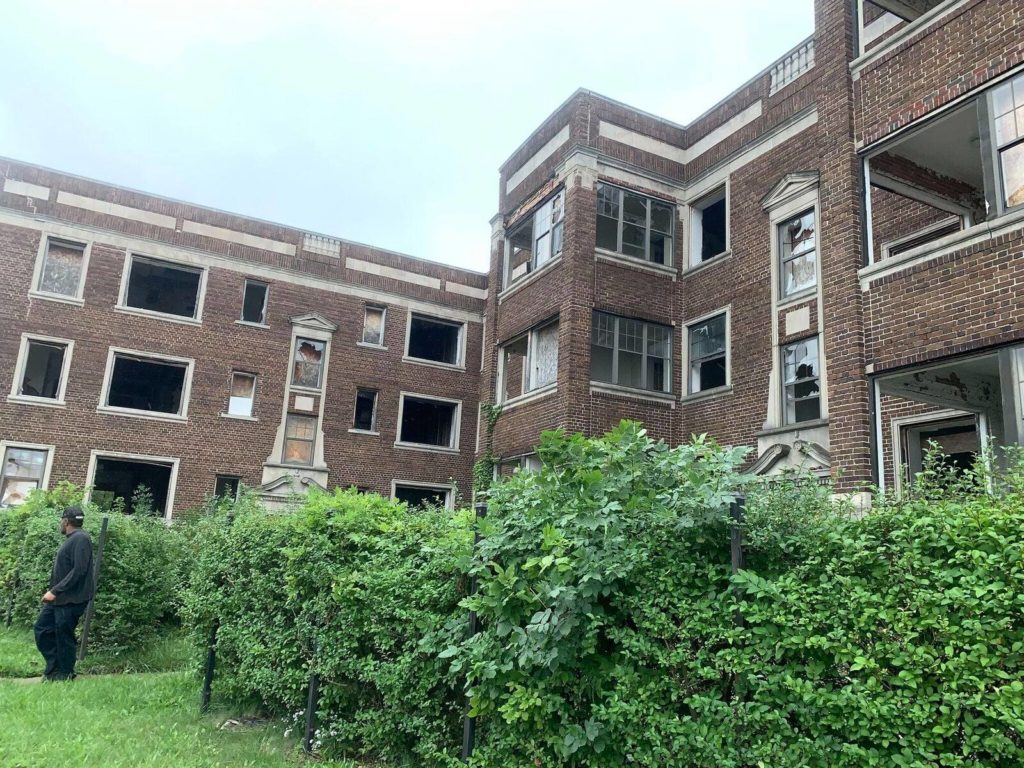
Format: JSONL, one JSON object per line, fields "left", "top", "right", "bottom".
{"left": 0, "top": 1, "right": 813, "bottom": 273}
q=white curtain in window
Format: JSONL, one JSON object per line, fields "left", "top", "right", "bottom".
{"left": 530, "top": 323, "right": 559, "bottom": 389}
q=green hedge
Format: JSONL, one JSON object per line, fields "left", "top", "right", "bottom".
{"left": 179, "top": 488, "right": 472, "bottom": 766}
{"left": 0, "top": 482, "right": 190, "bottom": 653}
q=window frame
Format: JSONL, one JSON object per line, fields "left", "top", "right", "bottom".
{"left": 683, "top": 308, "right": 731, "bottom": 397}
{"left": 117, "top": 252, "right": 208, "bottom": 324}
{"left": 391, "top": 480, "right": 454, "bottom": 510}
{"left": 0, "top": 442, "right": 55, "bottom": 508}
{"left": 282, "top": 413, "right": 318, "bottom": 466}
{"left": 351, "top": 388, "right": 379, "bottom": 434}
{"left": 224, "top": 371, "right": 257, "bottom": 419}
{"left": 403, "top": 312, "right": 466, "bottom": 370}
{"left": 360, "top": 305, "right": 388, "bottom": 348}
{"left": 239, "top": 279, "right": 270, "bottom": 326}
{"left": 781, "top": 335, "right": 822, "bottom": 426}
{"left": 85, "top": 449, "right": 180, "bottom": 521}
{"left": 213, "top": 475, "right": 242, "bottom": 502}
{"left": 30, "top": 234, "right": 92, "bottom": 305}
{"left": 496, "top": 318, "right": 560, "bottom": 405}
{"left": 395, "top": 391, "right": 462, "bottom": 453}
{"left": 589, "top": 311, "right": 673, "bottom": 395}
{"left": 8, "top": 333, "right": 74, "bottom": 408}
{"left": 98, "top": 346, "right": 195, "bottom": 422}
{"left": 291, "top": 336, "right": 327, "bottom": 391}
{"left": 688, "top": 184, "right": 729, "bottom": 267}
{"left": 778, "top": 207, "right": 819, "bottom": 301}
{"left": 595, "top": 183, "right": 675, "bottom": 267}
{"left": 503, "top": 188, "right": 566, "bottom": 289}
{"left": 989, "top": 72, "right": 1024, "bottom": 214}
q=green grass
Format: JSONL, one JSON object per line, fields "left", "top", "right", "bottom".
{"left": 0, "top": 625, "right": 192, "bottom": 678}
{"left": 0, "top": 671, "right": 355, "bottom": 767}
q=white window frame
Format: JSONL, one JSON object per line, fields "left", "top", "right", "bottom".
{"left": 403, "top": 311, "right": 466, "bottom": 370}
{"left": 683, "top": 307, "right": 731, "bottom": 397}
{"left": 29, "top": 234, "right": 92, "bottom": 305}
{"left": 98, "top": 347, "right": 195, "bottom": 422}
{"left": 8, "top": 333, "right": 75, "bottom": 408}
{"left": 117, "top": 252, "right": 208, "bottom": 325}
{"left": 495, "top": 319, "right": 559, "bottom": 406}
{"left": 781, "top": 335, "right": 823, "bottom": 426}
{"left": 282, "top": 413, "right": 318, "bottom": 466}
{"left": 778, "top": 207, "right": 819, "bottom": 301}
{"left": 390, "top": 479, "right": 455, "bottom": 510}
{"left": 350, "top": 388, "right": 380, "bottom": 435}
{"left": 238, "top": 279, "right": 270, "bottom": 327}
{"left": 213, "top": 474, "right": 243, "bottom": 502}
{"left": 223, "top": 371, "right": 257, "bottom": 420}
{"left": 595, "top": 183, "right": 675, "bottom": 267}
{"left": 687, "top": 184, "right": 730, "bottom": 268}
{"left": 503, "top": 189, "right": 566, "bottom": 289}
{"left": 0, "top": 441, "right": 55, "bottom": 506}
{"left": 85, "top": 449, "right": 180, "bottom": 522}
{"left": 395, "top": 391, "right": 462, "bottom": 453}
{"left": 590, "top": 312, "right": 673, "bottom": 395}
{"left": 359, "top": 305, "right": 388, "bottom": 349}
{"left": 990, "top": 71, "right": 1024, "bottom": 214}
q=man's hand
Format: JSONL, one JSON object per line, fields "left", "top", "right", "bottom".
{"left": 42, "top": 591, "right": 56, "bottom": 603}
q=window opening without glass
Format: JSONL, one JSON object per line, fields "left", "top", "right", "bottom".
{"left": 241, "top": 280, "right": 268, "bottom": 324}
{"left": 399, "top": 396, "right": 458, "bottom": 448}
{"left": 124, "top": 256, "right": 202, "bottom": 319}
{"left": 18, "top": 340, "right": 67, "bottom": 400}
{"left": 407, "top": 315, "right": 461, "bottom": 365}
{"left": 106, "top": 354, "right": 188, "bottom": 416}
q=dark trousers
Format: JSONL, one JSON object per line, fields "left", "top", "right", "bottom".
{"left": 34, "top": 602, "right": 88, "bottom": 680}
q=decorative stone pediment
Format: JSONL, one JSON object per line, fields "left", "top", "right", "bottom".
{"left": 761, "top": 171, "right": 820, "bottom": 211}
{"left": 749, "top": 439, "right": 831, "bottom": 477}
{"left": 290, "top": 312, "right": 338, "bottom": 333}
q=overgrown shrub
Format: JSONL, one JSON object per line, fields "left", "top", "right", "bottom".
{"left": 0, "top": 482, "right": 190, "bottom": 653}
{"left": 179, "top": 487, "right": 472, "bottom": 766}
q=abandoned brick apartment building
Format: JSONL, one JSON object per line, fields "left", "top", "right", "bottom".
{"left": 2, "top": 0, "right": 1023, "bottom": 516}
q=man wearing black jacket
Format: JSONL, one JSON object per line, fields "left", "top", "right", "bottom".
{"left": 34, "top": 506, "right": 94, "bottom": 681}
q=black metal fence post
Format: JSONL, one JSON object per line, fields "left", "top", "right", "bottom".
{"left": 730, "top": 495, "right": 746, "bottom": 628}
{"left": 77, "top": 515, "right": 110, "bottom": 661}
{"left": 200, "top": 511, "right": 234, "bottom": 713}
{"left": 303, "top": 638, "right": 322, "bottom": 754}
{"left": 461, "top": 500, "right": 488, "bottom": 763}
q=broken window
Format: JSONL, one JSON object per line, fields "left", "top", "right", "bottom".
{"left": 353, "top": 388, "right": 378, "bottom": 431}
{"left": 505, "top": 190, "right": 564, "bottom": 287}
{"left": 406, "top": 315, "right": 462, "bottom": 366}
{"left": 283, "top": 414, "right": 317, "bottom": 465}
{"left": 779, "top": 209, "right": 817, "bottom": 298}
{"left": 124, "top": 256, "right": 203, "bottom": 319}
{"left": 498, "top": 321, "right": 559, "bottom": 403}
{"left": 591, "top": 312, "right": 672, "bottom": 393}
{"left": 690, "top": 187, "right": 727, "bottom": 264}
{"left": 214, "top": 475, "right": 241, "bottom": 501}
{"left": 92, "top": 456, "right": 171, "bottom": 515}
{"left": 394, "top": 484, "right": 450, "bottom": 509}
{"left": 783, "top": 336, "right": 821, "bottom": 424}
{"left": 241, "top": 280, "right": 268, "bottom": 324}
{"left": 992, "top": 74, "right": 1024, "bottom": 209}
{"left": 399, "top": 395, "right": 458, "bottom": 449}
{"left": 362, "top": 306, "right": 386, "bottom": 346}
{"left": 688, "top": 314, "right": 727, "bottom": 393}
{"left": 595, "top": 184, "right": 674, "bottom": 265}
{"left": 292, "top": 338, "right": 325, "bottom": 389}
{"left": 0, "top": 447, "right": 48, "bottom": 507}
{"left": 106, "top": 353, "right": 188, "bottom": 416}
{"left": 227, "top": 372, "right": 256, "bottom": 417}
{"left": 37, "top": 237, "right": 86, "bottom": 298}
{"left": 17, "top": 339, "right": 68, "bottom": 400}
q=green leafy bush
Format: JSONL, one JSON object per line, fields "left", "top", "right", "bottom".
{"left": 0, "top": 482, "right": 190, "bottom": 653}
{"left": 179, "top": 487, "right": 472, "bottom": 766}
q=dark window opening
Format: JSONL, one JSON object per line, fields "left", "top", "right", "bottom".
{"left": 407, "top": 316, "right": 461, "bottom": 365}
{"left": 125, "top": 257, "right": 202, "bottom": 319}
{"left": 395, "top": 484, "right": 449, "bottom": 509}
{"left": 700, "top": 197, "right": 727, "bottom": 261}
{"left": 20, "top": 341, "right": 66, "bottom": 399}
{"left": 399, "top": 396, "right": 456, "bottom": 448}
{"left": 214, "top": 475, "right": 241, "bottom": 501}
{"left": 241, "top": 280, "right": 268, "bottom": 324}
{"left": 353, "top": 389, "right": 377, "bottom": 431}
{"left": 107, "top": 355, "right": 187, "bottom": 415}
{"left": 92, "top": 457, "right": 171, "bottom": 516}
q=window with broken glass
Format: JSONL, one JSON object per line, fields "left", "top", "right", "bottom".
{"left": 779, "top": 209, "right": 816, "bottom": 298}
{"left": 992, "top": 74, "right": 1024, "bottom": 210}
{"left": 283, "top": 414, "right": 317, "bottom": 465}
{"left": 362, "top": 306, "right": 386, "bottom": 346}
{"left": 0, "top": 447, "right": 48, "bottom": 507}
{"left": 596, "top": 184, "right": 674, "bottom": 265}
{"left": 688, "top": 314, "right": 727, "bottom": 393}
{"left": 292, "top": 338, "right": 325, "bottom": 389}
{"left": 17, "top": 340, "right": 68, "bottom": 401}
{"left": 37, "top": 238, "right": 86, "bottom": 298}
{"left": 505, "top": 190, "right": 564, "bottom": 287}
{"left": 498, "top": 320, "right": 559, "bottom": 403}
{"left": 783, "top": 336, "right": 821, "bottom": 424}
{"left": 590, "top": 312, "right": 672, "bottom": 393}
{"left": 353, "top": 389, "right": 378, "bottom": 431}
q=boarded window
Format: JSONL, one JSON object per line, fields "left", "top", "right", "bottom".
{"left": 228, "top": 372, "right": 256, "bottom": 417}
{"left": 394, "top": 484, "right": 449, "bottom": 509}
{"left": 284, "top": 414, "right": 317, "bottom": 465}
{"left": 38, "top": 238, "right": 86, "bottom": 298}
{"left": 241, "top": 280, "right": 268, "bottom": 324}
{"left": 399, "top": 396, "right": 457, "bottom": 448}
{"left": 19, "top": 340, "right": 67, "bottom": 400}
{"left": 362, "top": 306, "right": 386, "bottom": 346}
{"left": 0, "top": 447, "right": 47, "bottom": 507}
{"left": 125, "top": 256, "right": 202, "bottom": 319}
{"left": 407, "top": 315, "right": 461, "bottom": 365}
{"left": 292, "top": 338, "right": 325, "bottom": 389}
{"left": 688, "top": 314, "right": 727, "bottom": 393}
{"left": 107, "top": 354, "right": 187, "bottom": 415}
{"left": 92, "top": 456, "right": 171, "bottom": 515}
{"left": 353, "top": 389, "right": 377, "bottom": 431}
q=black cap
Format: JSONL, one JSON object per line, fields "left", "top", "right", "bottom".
{"left": 61, "top": 506, "right": 85, "bottom": 524}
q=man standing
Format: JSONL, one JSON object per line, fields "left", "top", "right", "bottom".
{"left": 34, "top": 506, "right": 94, "bottom": 681}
